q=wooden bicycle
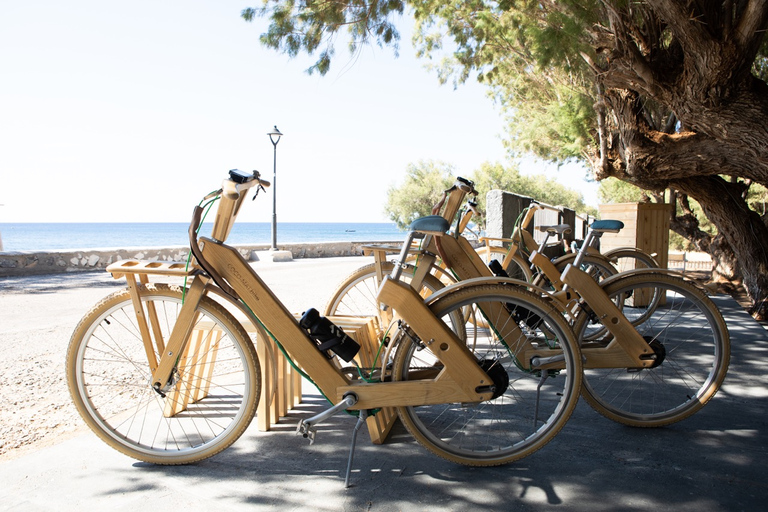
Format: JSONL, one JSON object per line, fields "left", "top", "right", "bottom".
{"left": 66, "top": 169, "right": 584, "bottom": 484}
{"left": 326, "top": 177, "right": 730, "bottom": 428}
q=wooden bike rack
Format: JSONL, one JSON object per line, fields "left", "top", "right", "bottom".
{"left": 106, "top": 258, "right": 397, "bottom": 444}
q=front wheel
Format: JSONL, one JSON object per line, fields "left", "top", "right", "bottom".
{"left": 66, "top": 283, "right": 261, "bottom": 464}
{"left": 574, "top": 272, "right": 730, "bottom": 427}
{"left": 393, "top": 283, "right": 582, "bottom": 466}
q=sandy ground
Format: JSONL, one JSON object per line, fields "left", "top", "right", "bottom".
{"left": 0, "top": 256, "right": 371, "bottom": 460}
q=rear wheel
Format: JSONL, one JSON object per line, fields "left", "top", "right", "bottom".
{"left": 604, "top": 247, "right": 659, "bottom": 273}
{"left": 67, "top": 283, "right": 260, "bottom": 464}
{"left": 324, "top": 261, "right": 445, "bottom": 318}
{"left": 393, "top": 283, "right": 582, "bottom": 465}
{"left": 551, "top": 254, "right": 617, "bottom": 284}
{"left": 574, "top": 273, "right": 729, "bottom": 427}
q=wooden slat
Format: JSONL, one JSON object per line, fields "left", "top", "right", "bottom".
{"left": 107, "top": 259, "right": 195, "bottom": 278}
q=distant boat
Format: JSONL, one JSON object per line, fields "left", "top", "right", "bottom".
{"left": 345, "top": 229, "right": 356, "bottom": 232}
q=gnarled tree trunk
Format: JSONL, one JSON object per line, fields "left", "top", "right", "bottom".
{"left": 590, "top": 0, "right": 768, "bottom": 319}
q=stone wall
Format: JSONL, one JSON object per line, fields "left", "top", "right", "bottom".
{"left": 0, "top": 241, "right": 389, "bottom": 277}
{"left": 485, "top": 189, "right": 583, "bottom": 259}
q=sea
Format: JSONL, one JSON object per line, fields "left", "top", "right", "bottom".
{"left": 0, "top": 222, "right": 406, "bottom": 252}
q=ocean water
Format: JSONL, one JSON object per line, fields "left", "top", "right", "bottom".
{"left": 0, "top": 222, "right": 405, "bottom": 252}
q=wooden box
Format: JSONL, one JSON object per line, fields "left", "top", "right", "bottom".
{"left": 598, "top": 202, "right": 673, "bottom": 269}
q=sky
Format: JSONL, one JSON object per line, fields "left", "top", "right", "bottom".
{"left": 0, "top": 1, "right": 598, "bottom": 224}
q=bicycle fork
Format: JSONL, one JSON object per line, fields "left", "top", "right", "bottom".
{"left": 149, "top": 276, "right": 209, "bottom": 394}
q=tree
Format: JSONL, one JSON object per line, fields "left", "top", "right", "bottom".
{"left": 244, "top": 2, "right": 768, "bottom": 318}
{"left": 598, "top": 178, "right": 649, "bottom": 205}
{"left": 384, "top": 160, "right": 592, "bottom": 229}
{"left": 384, "top": 160, "right": 456, "bottom": 230}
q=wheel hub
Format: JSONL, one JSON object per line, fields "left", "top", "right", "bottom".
{"left": 479, "top": 359, "right": 509, "bottom": 399}
{"left": 643, "top": 336, "right": 666, "bottom": 369}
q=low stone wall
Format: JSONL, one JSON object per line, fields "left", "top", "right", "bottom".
{"left": 0, "top": 241, "right": 392, "bottom": 278}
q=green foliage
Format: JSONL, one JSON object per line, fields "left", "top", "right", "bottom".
{"left": 470, "top": 162, "right": 593, "bottom": 217}
{"left": 243, "top": 0, "right": 768, "bottom": 265}
{"left": 597, "top": 178, "right": 649, "bottom": 204}
{"left": 754, "top": 38, "right": 768, "bottom": 81}
{"left": 243, "top": 1, "right": 405, "bottom": 75}
{"left": 384, "top": 161, "right": 456, "bottom": 230}
{"left": 384, "top": 160, "right": 593, "bottom": 229}
{"left": 747, "top": 181, "right": 768, "bottom": 215}
{"left": 411, "top": 1, "right": 599, "bottom": 162}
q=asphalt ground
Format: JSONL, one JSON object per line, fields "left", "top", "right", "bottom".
{"left": 1, "top": 256, "right": 766, "bottom": 511}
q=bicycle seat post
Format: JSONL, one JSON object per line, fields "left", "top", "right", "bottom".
{"left": 573, "top": 220, "right": 625, "bottom": 268}
{"left": 572, "top": 230, "right": 598, "bottom": 269}
{"left": 390, "top": 230, "right": 419, "bottom": 283}
{"left": 389, "top": 216, "right": 451, "bottom": 282}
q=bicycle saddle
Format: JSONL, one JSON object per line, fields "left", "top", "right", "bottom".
{"left": 590, "top": 219, "right": 624, "bottom": 232}
{"left": 410, "top": 215, "right": 450, "bottom": 236}
{"left": 538, "top": 224, "right": 572, "bottom": 235}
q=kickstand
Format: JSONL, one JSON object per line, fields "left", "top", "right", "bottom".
{"left": 344, "top": 409, "right": 368, "bottom": 489}
{"left": 534, "top": 371, "right": 549, "bottom": 428}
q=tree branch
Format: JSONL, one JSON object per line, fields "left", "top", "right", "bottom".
{"left": 602, "top": 2, "right": 657, "bottom": 91}
{"left": 642, "top": 0, "right": 710, "bottom": 46}
{"left": 732, "top": 0, "right": 768, "bottom": 49}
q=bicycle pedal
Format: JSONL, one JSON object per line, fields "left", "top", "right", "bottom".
{"left": 295, "top": 392, "right": 359, "bottom": 447}
{"left": 296, "top": 420, "right": 318, "bottom": 445}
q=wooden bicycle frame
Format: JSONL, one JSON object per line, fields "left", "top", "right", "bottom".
{"left": 411, "top": 182, "right": 657, "bottom": 370}
{"left": 144, "top": 177, "right": 495, "bottom": 411}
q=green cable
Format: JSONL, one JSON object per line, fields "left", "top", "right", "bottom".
{"left": 182, "top": 194, "right": 220, "bottom": 303}
{"left": 238, "top": 300, "right": 341, "bottom": 406}
{"left": 368, "top": 322, "right": 394, "bottom": 380}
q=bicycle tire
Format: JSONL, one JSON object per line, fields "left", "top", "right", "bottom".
{"left": 67, "top": 283, "right": 261, "bottom": 464}
{"left": 603, "top": 247, "right": 659, "bottom": 273}
{"left": 393, "top": 283, "right": 582, "bottom": 466}
{"left": 574, "top": 272, "right": 730, "bottom": 427}
{"left": 552, "top": 253, "right": 618, "bottom": 283}
{"left": 323, "top": 261, "right": 446, "bottom": 318}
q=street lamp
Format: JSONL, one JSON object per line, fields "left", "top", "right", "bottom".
{"left": 268, "top": 126, "right": 283, "bottom": 251}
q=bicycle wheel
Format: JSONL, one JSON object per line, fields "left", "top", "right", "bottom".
{"left": 553, "top": 253, "right": 617, "bottom": 283}
{"left": 67, "top": 283, "right": 261, "bottom": 464}
{"left": 393, "top": 283, "right": 582, "bottom": 466}
{"left": 574, "top": 272, "right": 730, "bottom": 427}
{"left": 477, "top": 246, "right": 533, "bottom": 281}
{"left": 604, "top": 247, "right": 658, "bottom": 273}
{"left": 324, "top": 261, "right": 446, "bottom": 317}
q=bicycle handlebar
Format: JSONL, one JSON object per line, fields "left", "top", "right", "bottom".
{"left": 455, "top": 177, "right": 478, "bottom": 196}
{"left": 223, "top": 169, "right": 271, "bottom": 199}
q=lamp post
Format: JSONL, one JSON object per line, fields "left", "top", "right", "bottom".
{"left": 268, "top": 126, "right": 283, "bottom": 251}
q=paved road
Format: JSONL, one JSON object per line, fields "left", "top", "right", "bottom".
{"left": 1, "top": 257, "right": 766, "bottom": 511}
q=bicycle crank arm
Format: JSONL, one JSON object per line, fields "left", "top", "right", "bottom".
{"left": 296, "top": 392, "right": 358, "bottom": 445}
{"left": 530, "top": 354, "right": 566, "bottom": 369}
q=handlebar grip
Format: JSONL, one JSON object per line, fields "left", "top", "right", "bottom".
{"left": 222, "top": 172, "right": 271, "bottom": 200}
{"left": 222, "top": 180, "right": 242, "bottom": 200}
{"left": 455, "top": 177, "right": 478, "bottom": 195}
